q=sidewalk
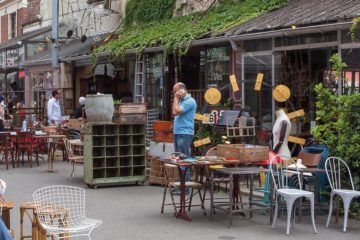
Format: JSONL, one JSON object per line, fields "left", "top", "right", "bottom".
{"left": 1, "top": 160, "right": 360, "bottom": 240}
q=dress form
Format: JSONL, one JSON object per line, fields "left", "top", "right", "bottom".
{"left": 272, "top": 109, "right": 291, "bottom": 157}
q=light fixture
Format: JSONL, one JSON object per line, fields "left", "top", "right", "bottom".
{"left": 17, "top": 40, "right": 22, "bottom": 46}
{"left": 81, "top": 35, "right": 87, "bottom": 43}
{"left": 291, "top": 25, "right": 297, "bottom": 30}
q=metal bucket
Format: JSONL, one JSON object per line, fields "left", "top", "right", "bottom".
{"left": 85, "top": 94, "right": 114, "bottom": 123}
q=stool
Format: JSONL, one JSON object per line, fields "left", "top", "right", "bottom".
{"left": 20, "top": 202, "right": 38, "bottom": 240}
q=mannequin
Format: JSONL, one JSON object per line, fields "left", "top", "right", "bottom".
{"left": 272, "top": 109, "right": 291, "bottom": 157}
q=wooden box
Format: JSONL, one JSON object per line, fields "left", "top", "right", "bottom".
{"left": 217, "top": 144, "right": 269, "bottom": 163}
{"left": 154, "top": 131, "right": 174, "bottom": 143}
{"left": 153, "top": 121, "right": 173, "bottom": 132}
{"left": 67, "top": 119, "right": 84, "bottom": 129}
{"left": 118, "top": 114, "right": 146, "bottom": 124}
{"left": 118, "top": 103, "right": 147, "bottom": 114}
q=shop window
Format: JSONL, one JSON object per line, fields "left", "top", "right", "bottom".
{"left": 145, "top": 53, "right": 163, "bottom": 113}
{"left": 275, "top": 31, "right": 337, "bottom": 47}
{"left": 243, "top": 39, "right": 272, "bottom": 52}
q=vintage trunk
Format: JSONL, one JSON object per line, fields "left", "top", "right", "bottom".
{"left": 154, "top": 131, "right": 174, "bottom": 143}
{"left": 153, "top": 121, "right": 173, "bottom": 132}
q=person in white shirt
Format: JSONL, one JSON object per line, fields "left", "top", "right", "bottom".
{"left": 47, "top": 89, "right": 63, "bottom": 125}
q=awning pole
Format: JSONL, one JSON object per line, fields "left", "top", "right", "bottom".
{"left": 51, "top": 0, "right": 59, "bottom": 69}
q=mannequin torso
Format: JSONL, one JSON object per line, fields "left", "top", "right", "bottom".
{"left": 272, "top": 109, "right": 291, "bottom": 157}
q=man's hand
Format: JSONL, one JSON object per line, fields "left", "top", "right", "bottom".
{"left": 175, "top": 89, "right": 186, "bottom": 99}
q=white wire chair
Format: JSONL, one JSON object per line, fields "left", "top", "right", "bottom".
{"left": 33, "top": 185, "right": 102, "bottom": 239}
{"left": 325, "top": 157, "right": 360, "bottom": 232}
{"left": 270, "top": 154, "right": 317, "bottom": 235}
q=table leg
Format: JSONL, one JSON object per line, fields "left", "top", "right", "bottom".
{"left": 228, "top": 173, "right": 233, "bottom": 228}
{"left": 174, "top": 166, "right": 192, "bottom": 221}
{"left": 249, "top": 174, "right": 254, "bottom": 219}
{"left": 20, "top": 207, "right": 24, "bottom": 240}
{"left": 210, "top": 170, "right": 214, "bottom": 218}
{"left": 2, "top": 208, "right": 10, "bottom": 229}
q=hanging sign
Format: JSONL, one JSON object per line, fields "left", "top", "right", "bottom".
{"left": 229, "top": 75, "right": 239, "bottom": 92}
{"left": 194, "top": 113, "right": 210, "bottom": 122}
{"left": 288, "top": 136, "right": 306, "bottom": 145}
{"left": 254, "top": 73, "right": 264, "bottom": 91}
{"left": 273, "top": 84, "right": 291, "bottom": 102}
{"left": 204, "top": 88, "right": 222, "bottom": 105}
{"left": 287, "top": 109, "right": 305, "bottom": 119}
{"left": 193, "top": 137, "right": 211, "bottom": 147}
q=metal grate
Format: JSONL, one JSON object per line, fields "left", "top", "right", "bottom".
{"left": 146, "top": 109, "right": 159, "bottom": 147}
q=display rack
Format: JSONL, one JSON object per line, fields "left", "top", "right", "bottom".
{"left": 84, "top": 123, "right": 146, "bottom": 188}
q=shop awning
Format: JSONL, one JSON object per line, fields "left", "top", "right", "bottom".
{"left": 24, "top": 34, "right": 107, "bottom": 66}
{"left": 225, "top": 0, "right": 360, "bottom": 37}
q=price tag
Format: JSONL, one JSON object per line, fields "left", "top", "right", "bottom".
{"left": 254, "top": 73, "right": 264, "bottom": 91}
{"left": 193, "top": 137, "right": 211, "bottom": 147}
{"left": 229, "top": 75, "right": 239, "bottom": 92}
{"left": 288, "top": 136, "right": 306, "bottom": 145}
{"left": 287, "top": 109, "right": 305, "bottom": 119}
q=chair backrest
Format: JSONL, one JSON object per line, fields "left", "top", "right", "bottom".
{"left": 325, "top": 157, "right": 354, "bottom": 190}
{"left": 0, "top": 132, "right": 11, "bottom": 148}
{"left": 269, "top": 154, "right": 302, "bottom": 191}
{"left": 33, "top": 185, "right": 86, "bottom": 227}
{"left": 63, "top": 138, "right": 75, "bottom": 158}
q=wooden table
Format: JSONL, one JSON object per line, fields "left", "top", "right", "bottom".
{"left": 157, "top": 157, "right": 242, "bottom": 222}
{"left": 34, "top": 134, "right": 66, "bottom": 173}
{"left": 210, "top": 167, "right": 272, "bottom": 227}
{"left": 0, "top": 201, "right": 14, "bottom": 229}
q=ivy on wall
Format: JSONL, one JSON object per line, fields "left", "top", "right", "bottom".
{"left": 124, "top": 0, "right": 176, "bottom": 27}
{"left": 93, "top": 0, "right": 288, "bottom": 60}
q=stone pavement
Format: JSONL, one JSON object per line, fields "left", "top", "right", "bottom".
{"left": 1, "top": 159, "right": 360, "bottom": 240}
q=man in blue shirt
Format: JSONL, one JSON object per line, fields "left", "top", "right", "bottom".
{"left": 172, "top": 82, "right": 197, "bottom": 157}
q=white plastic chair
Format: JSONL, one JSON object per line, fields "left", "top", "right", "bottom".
{"left": 33, "top": 185, "right": 102, "bottom": 239}
{"left": 270, "top": 154, "right": 317, "bottom": 235}
{"left": 325, "top": 157, "right": 360, "bottom": 232}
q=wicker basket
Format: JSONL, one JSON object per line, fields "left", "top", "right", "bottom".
{"left": 217, "top": 144, "right": 269, "bottom": 163}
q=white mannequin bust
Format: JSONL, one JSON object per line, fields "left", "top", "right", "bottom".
{"left": 272, "top": 109, "right": 291, "bottom": 157}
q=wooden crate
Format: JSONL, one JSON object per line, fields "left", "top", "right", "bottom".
{"left": 118, "top": 103, "right": 147, "bottom": 114}
{"left": 154, "top": 131, "right": 174, "bottom": 143}
{"left": 217, "top": 144, "right": 269, "bottom": 163}
{"left": 118, "top": 114, "right": 146, "bottom": 124}
{"left": 153, "top": 121, "right": 173, "bottom": 132}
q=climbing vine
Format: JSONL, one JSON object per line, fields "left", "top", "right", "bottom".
{"left": 93, "top": 0, "right": 288, "bottom": 60}
{"left": 124, "top": 0, "right": 176, "bottom": 27}
{"left": 350, "top": 16, "right": 360, "bottom": 42}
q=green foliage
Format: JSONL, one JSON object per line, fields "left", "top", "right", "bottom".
{"left": 94, "top": 0, "right": 288, "bottom": 59}
{"left": 312, "top": 83, "right": 360, "bottom": 218}
{"left": 329, "top": 53, "right": 347, "bottom": 78}
{"left": 350, "top": 17, "right": 360, "bottom": 42}
{"left": 124, "top": 0, "right": 175, "bottom": 27}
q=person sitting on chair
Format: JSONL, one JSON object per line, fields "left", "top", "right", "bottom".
{"left": 0, "top": 180, "right": 12, "bottom": 240}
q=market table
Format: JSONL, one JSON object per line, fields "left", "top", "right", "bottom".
{"left": 210, "top": 167, "right": 272, "bottom": 227}
{"left": 156, "top": 157, "right": 243, "bottom": 221}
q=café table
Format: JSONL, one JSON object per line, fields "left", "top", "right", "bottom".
{"left": 210, "top": 167, "right": 272, "bottom": 228}
{"left": 34, "top": 134, "right": 66, "bottom": 173}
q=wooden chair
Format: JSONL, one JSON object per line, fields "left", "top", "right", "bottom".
{"left": 63, "top": 138, "right": 84, "bottom": 179}
{"left": 16, "top": 132, "right": 37, "bottom": 168}
{"left": 0, "top": 132, "right": 15, "bottom": 169}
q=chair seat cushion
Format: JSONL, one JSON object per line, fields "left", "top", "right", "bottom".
{"left": 278, "top": 188, "right": 314, "bottom": 196}
{"left": 334, "top": 189, "right": 360, "bottom": 198}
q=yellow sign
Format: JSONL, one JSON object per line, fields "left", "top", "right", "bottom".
{"left": 193, "top": 137, "right": 211, "bottom": 147}
{"left": 287, "top": 109, "right": 305, "bottom": 119}
{"left": 288, "top": 136, "right": 306, "bottom": 145}
{"left": 254, "top": 73, "right": 264, "bottom": 91}
{"left": 204, "top": 88, "right": 222, "bottom": 105}
{"left": 229, "top": 75, "right": 239, "bottom": 92}
{"left": 273, "top": 84, "right": 291, "bottom": 102}
{"left": 194, "top": 113, "right": 210, "bottom": 122}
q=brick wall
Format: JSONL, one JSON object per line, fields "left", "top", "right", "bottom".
{"left": 25, "top": 0, "right": 40, "bottom": 23}
{"left": 1, "top": 14, "right": 8, "bottom": 43}
{"left": 17, "top": 8, "right": 26, "bottom": 36}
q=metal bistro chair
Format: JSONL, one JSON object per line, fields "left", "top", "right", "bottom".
{"left": 325, "top": 157, "right": 360, "bottom": 232}
{"left": 33, "top": 185, "right": 102, "bottom": 239}
{"left": 270, "top": 154, "right": 317, "bottom": 235}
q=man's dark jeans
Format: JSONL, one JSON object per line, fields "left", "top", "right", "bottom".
{"left": 174, "top": 134, "right": 194, "bottom": 157}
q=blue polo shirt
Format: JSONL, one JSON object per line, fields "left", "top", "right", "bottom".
{"left": 174, "top": 95, "right": 197, "bottom": 135}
